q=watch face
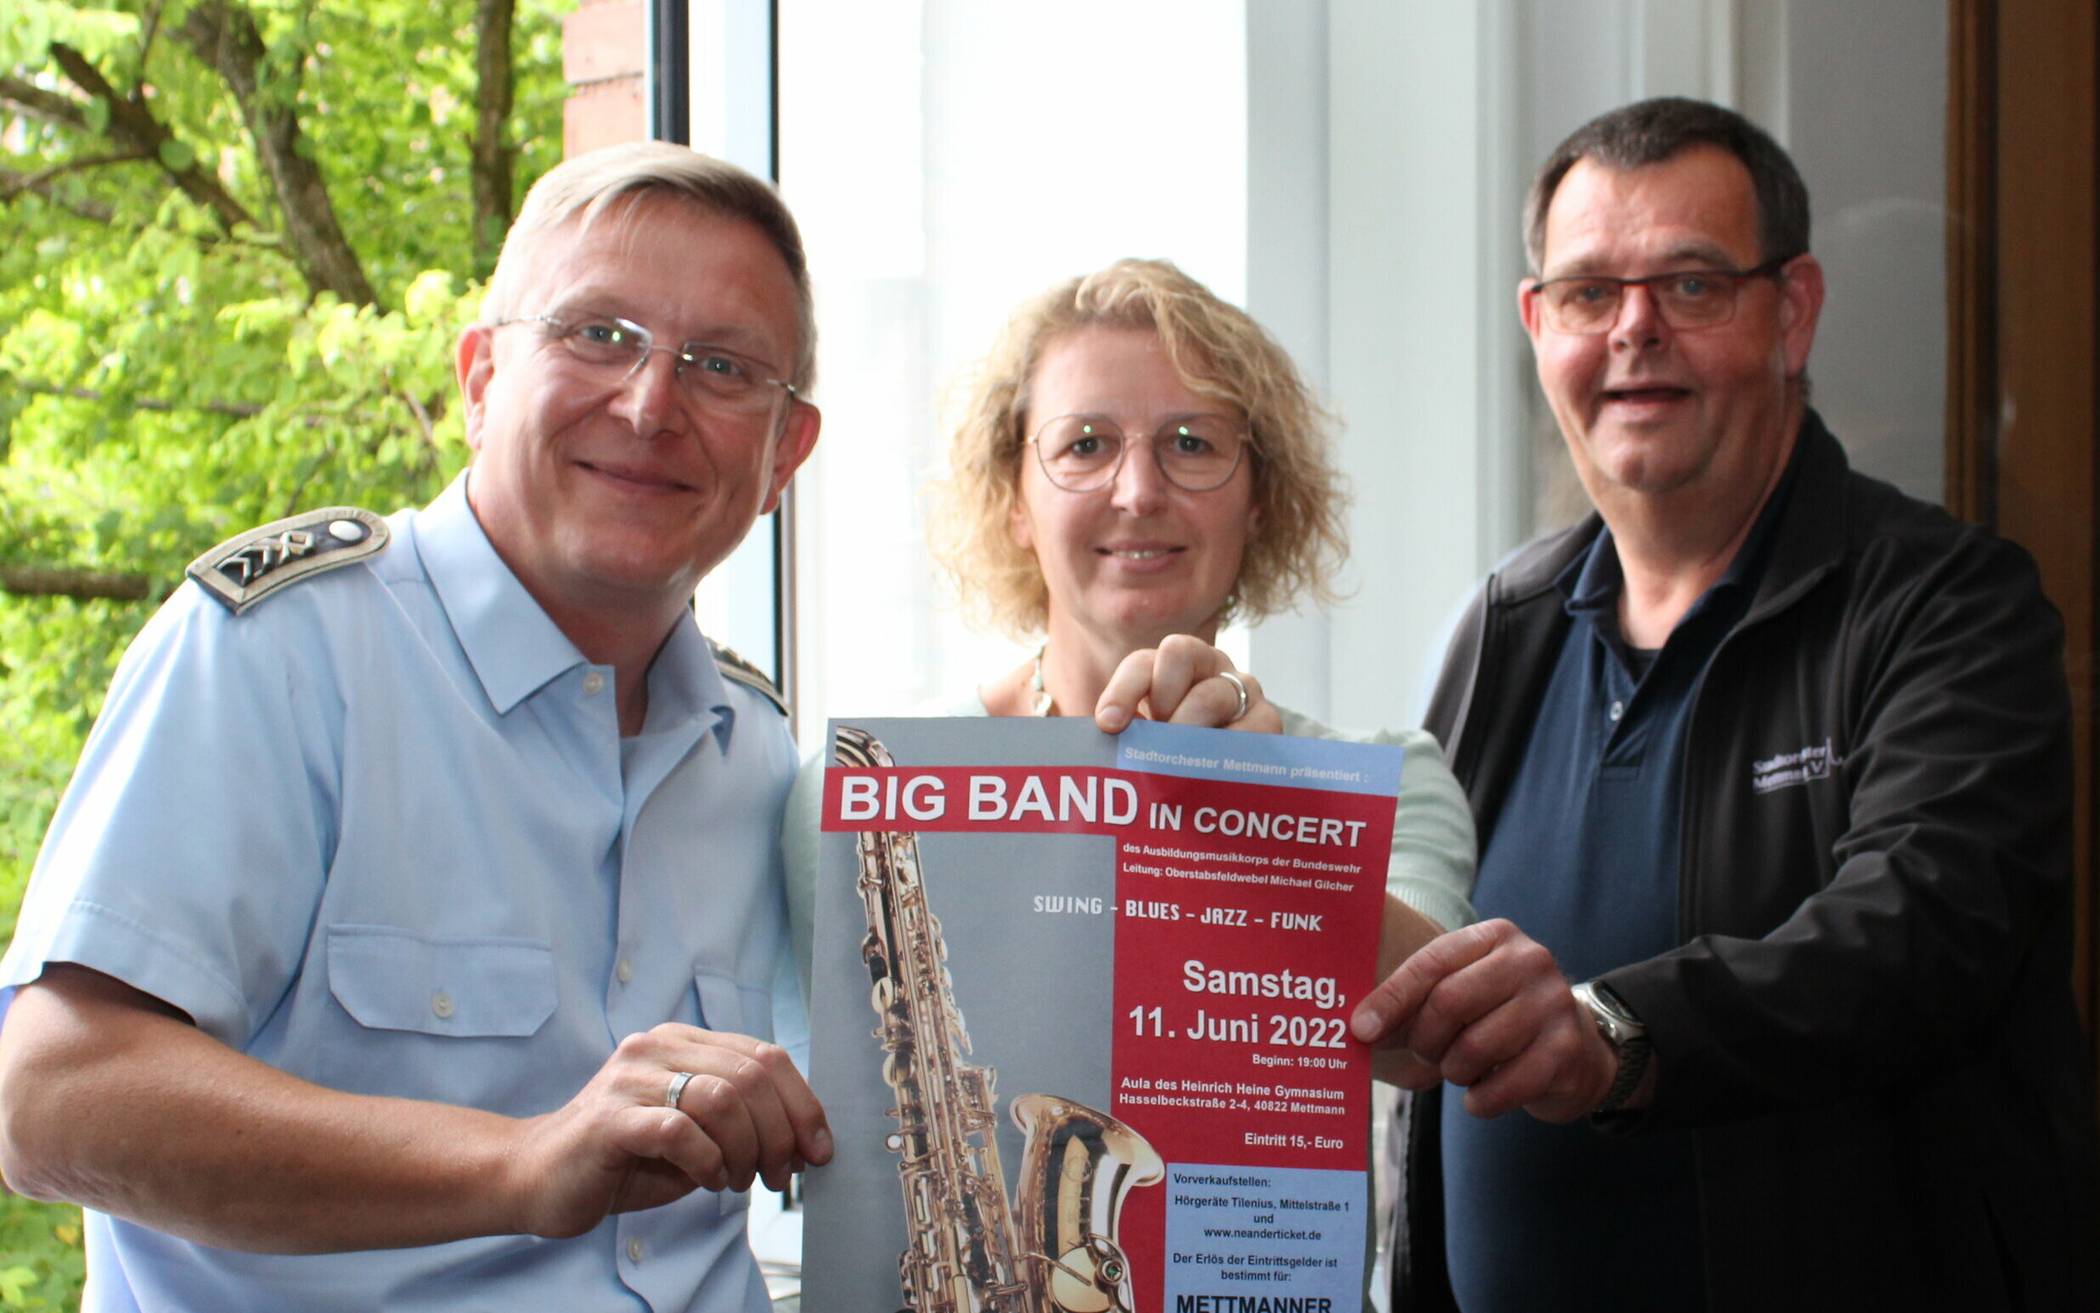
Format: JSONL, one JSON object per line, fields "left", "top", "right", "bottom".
{"left": 1576, "top": 982, "right": 1642, "bottom": 1044}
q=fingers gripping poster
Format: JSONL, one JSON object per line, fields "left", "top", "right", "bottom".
{"left": 801, "top": 717, "right": 1400, "bottom": 1313}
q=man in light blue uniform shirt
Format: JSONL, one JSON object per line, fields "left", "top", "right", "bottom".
{"left": 0, "top": 141, "right": 831, "bottom": 1311}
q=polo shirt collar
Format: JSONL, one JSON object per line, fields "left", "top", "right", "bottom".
{"left": 1558, "top": 441, "right": 1805, "bottom": 636}
{"left": 1560, "top": 524, "right": 1626, "bottom": 618}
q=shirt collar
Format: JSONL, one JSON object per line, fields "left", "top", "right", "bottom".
{"left": 414, "top": 472, "right": 584, "bottom": 715}
{"left": 649, "top": 614, "right": 737, "bottom": 751}
{"left": 414, "top": 473, "right": 736, "bottom": 748}
{"left": 1558, "top": 441, "right": 1806, "bottom": 626}
{"left": 1560, "top": 525, "right": 1625, "bottom": 618}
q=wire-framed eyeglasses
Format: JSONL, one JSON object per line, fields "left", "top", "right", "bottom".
{"left": 490, "top": 314, "right": 796, "bottom": 417}
{"left": 1026, "top": 413, "right": 1251, "bottom": 493}
{"left": 1528, "top": 256, "right": 1797, "bottom": 335}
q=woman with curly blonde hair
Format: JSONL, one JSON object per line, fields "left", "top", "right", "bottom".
{"left": 787, "top": 259, "right": 1473, "bottom": 993}
{"left": 932, "top": 257, "right": 1348, "bottom": 656}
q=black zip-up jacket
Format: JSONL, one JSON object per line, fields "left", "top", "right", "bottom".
{"left": 1397, "top": 414, "right": 2099, "bottom": 1311}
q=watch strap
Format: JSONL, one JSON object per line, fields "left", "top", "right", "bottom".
{"left": 1594, "top": 1031, "right": 1651, "bottom": 1114}
{"left": 1573, "top": 980, "right": 1651, "bottom": 1115}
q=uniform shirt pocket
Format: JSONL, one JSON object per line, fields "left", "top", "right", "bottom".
{"left": 694, "top": 970, "right": 775, "bottom": 1045}
{"left": 328, "top": 925, "right": 557, "bottom": 1038}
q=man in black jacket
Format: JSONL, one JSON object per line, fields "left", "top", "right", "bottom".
{"left": 1349, "top": 97, "right": 2099, "bottom": 1311}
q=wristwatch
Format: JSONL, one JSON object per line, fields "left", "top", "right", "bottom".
{"left": 1571, "top": 980, "right": 1651, "bottom": 1115}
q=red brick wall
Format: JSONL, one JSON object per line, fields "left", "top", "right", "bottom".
{"left": 563, "top": 0, "right": 646, "bottom": 157}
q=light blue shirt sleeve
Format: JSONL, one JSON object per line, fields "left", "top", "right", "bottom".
{"left": 2, "top": 582, "right": 337, "bottom": 1046}
{"left": 1, "top": 478, "right": 788, "bottom": 1313}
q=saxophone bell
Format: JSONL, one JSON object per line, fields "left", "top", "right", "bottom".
{"left": 1012, "top": 1094, "right": 1165, "bottom": 1313}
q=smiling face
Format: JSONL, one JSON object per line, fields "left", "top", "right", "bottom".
{"left": 1009, "top": 326, "right": 1260, "bottom": 658}
{"left": 456, "top": 195, "right": 819, "bottom": 639}
{"left": 1521, "top": 145, "right": 1821, "bottom": 516}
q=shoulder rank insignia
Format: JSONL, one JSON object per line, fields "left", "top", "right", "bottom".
{"left": 710, "top": 639, "right": 788, "bottom": 717}
{"left": 187, "top": 506, "right": 390, "bottom": 615}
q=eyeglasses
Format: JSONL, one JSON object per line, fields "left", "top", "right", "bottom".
{"left": 1528, "top": 257, "right": 1796, "bottom": 335}
{"left": 1026, "top": 413, "right": 1251, "bottom": 493}
{"left": 490, "top": 314, "right": 796, "bottom": 417}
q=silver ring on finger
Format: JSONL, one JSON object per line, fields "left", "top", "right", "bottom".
{"left": 1217, "top": 669, "right": 1250, "bottom": 722}
{"left": 665, "top": 1070, "right": 698, "bottom": 1109}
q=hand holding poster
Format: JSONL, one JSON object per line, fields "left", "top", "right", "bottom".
{"left": 802, "top": 717, "right": 1401, "bottom": 1312}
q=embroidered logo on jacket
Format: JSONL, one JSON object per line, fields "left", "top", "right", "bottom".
{"left": 1751, "top": 738, "right": 1843, "bottom": 793}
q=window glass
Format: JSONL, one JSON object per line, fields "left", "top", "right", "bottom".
{"left": 778, "top": 0, "right": 1248, "bottom": 745}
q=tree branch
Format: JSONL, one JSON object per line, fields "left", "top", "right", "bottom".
{"left": 176, "top": 1, "right": 378, "bottom": 308}
{"left": 0, "top": 566, "right": 155, "bottom": 602}
{"left": 0, "top": 74, "right": 92, "bottom": 130}
{"left": 45, "top": 43, "right": 259, "bottom": 233}
{"left": 0, "top": 167, "right": 118, "bottom": 224}
{"left": 279, "top": 441, "right": 338, "bottom": 518}
{"left": 138, "top": 0, "right": 170, "bottom": 67}
{"left": 20, "top": 381, "right": 264, "bottom": 419}
{"left": 18, "top": 381, "right": 435, "bottom": 434}
{"left": 399, "top": 387, "right": 441, "bottom": 454}
{"left": 0, "top": 167, "right": 292, "bottom": 259}
{"left": 0, "top": 151, "right": 153, "bottom": 201}
{"left": 0, "top": 80, "right": 268, "bottom": 256}
{"left": 470, "top": 0, "right": 517, "bottom": 278}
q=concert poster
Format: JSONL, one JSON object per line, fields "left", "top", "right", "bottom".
{"left": 800, "top": 716, "right": 1400, "bottom": 1313}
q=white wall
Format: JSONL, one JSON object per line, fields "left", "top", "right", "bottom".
{"left": 1300, "top": 0, "right": 1527, "bottom": 729}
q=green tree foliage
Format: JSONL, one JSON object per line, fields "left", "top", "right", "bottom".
{"left": 0, "top": 1191, "right": 83, "bottom": 1310}
{"left": 0, "top": 2, "right": 574, "bottom": 1303}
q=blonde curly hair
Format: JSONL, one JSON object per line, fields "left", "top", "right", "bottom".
{"left": 928, "top": 258, "right": 1347, "bottom": 638}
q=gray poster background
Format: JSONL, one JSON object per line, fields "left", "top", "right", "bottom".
{"left": 801, "top": 717, "right": 1121, "bottom": 1309}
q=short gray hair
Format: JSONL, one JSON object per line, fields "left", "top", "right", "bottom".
{"left": 1524, "top": 97, "right": 1810, "bottom": 276}
{"left": 483, "top": 141, "right": 817, "bottom": 391}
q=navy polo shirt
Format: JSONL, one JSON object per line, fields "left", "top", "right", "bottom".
{"left": 1440, "top": 467, "right": 1793, "bottom": 1311}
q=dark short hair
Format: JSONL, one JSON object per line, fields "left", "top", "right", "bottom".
{"left": 1524, "top": 97, "right": 1810, "bottom": 274}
